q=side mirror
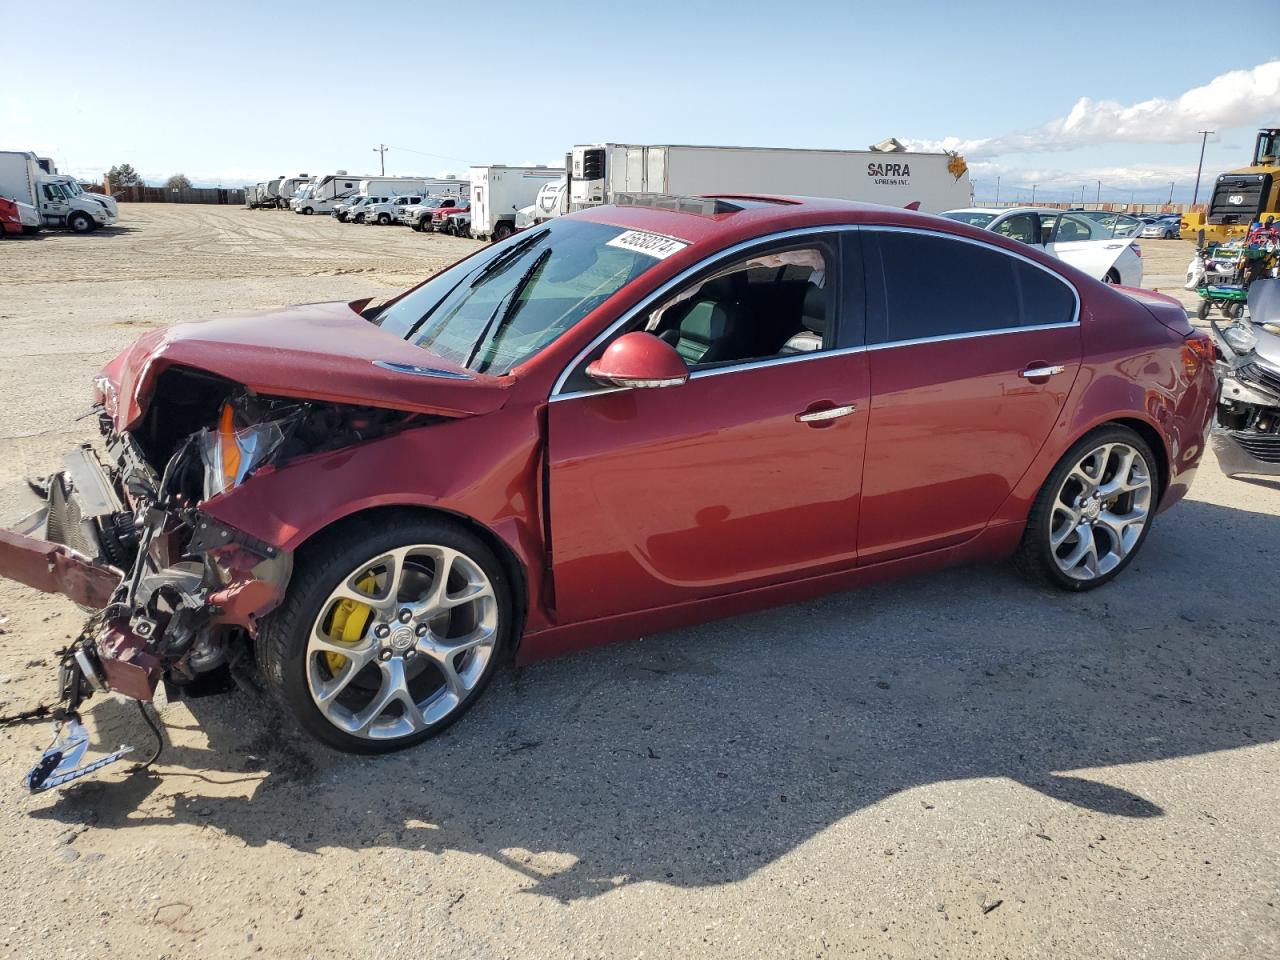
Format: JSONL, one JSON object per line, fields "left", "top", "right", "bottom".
{"left": 585, "top": 331, "right": 689, "bottom": 389}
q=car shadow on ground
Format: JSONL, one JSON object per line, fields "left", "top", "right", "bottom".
{"left": 32, "top": 495, "right": 1280, "bottom": 901}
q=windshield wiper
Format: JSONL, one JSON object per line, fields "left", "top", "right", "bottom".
{"left": 466, "top": 247, "right": 552, "bottom": 371}
{"left": 402, "top": 228, "right": 550, "bottom": 345}
{"left": 469, "top": 228, "right": 549, "bottom": 288}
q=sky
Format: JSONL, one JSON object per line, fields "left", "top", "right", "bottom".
{"left": 5, "top": 0, "right": 1278, "bottom": 204}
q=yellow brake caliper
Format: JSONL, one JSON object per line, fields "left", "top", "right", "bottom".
{"left": 325, "top": 573, "right": 378, "bottom": 673}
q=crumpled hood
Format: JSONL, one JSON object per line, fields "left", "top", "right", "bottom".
{"left": 99, "top": 300, "right": 513, "bottom": 429}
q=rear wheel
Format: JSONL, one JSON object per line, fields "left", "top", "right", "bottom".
{"left": 259, "top": 514, "right": 511, "bottom": 754}
{"left": 1163, "top": 230, "right": 1174, "bottom": 240}
{"left": 1013, "top": 426, "right": 1157, "bottom": 592}
{"left": 492, "top": 221, "right": 514, "bottom": 242}
{"left": 1103, "top": 268, "right": 1121, "bottom": 285}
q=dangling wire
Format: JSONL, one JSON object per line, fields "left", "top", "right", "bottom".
{"left": 129, "top": 700, "right": 164, "bottom": 773}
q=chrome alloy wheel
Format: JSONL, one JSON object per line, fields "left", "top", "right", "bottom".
{"left": 1049, "top": 442, "right": 1153, "bottom": 581}
{"left": 306, "top": 545, "right": 498, "bottom": 740}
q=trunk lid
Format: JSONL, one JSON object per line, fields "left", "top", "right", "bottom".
{"left": 100, "top": 300, "right": 512, "bottom": 429}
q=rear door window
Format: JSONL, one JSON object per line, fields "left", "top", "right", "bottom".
{"left": 863, "top": 230, "right": 1075, "bottom": 343}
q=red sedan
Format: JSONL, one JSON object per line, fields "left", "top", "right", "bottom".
{"left": 1, "top": 195, "right": 1217, "bottom": 770}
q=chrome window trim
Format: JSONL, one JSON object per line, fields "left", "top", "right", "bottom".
{"left": 549, "top": 226, "right": 844, "bottom": 399}
{"left": 548, "top": 223, "right": 1081, "bottom": 403}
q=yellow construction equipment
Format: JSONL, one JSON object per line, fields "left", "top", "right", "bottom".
{"left": 1186, "top": 128, "right": 1280, "bottom": 243}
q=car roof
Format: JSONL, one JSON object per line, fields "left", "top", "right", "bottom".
{"left": 571, "top": 194, "right": 1093, "bottom": 283}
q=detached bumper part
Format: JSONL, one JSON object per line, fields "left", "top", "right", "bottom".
{"left": 0, "top": 526, "right": 122, "bottom": 608}
{"left": 1211, "top": 426, "right": 1280, "bottom": 477}
{"left": 26, "top": 715, "right": 133, "bottom": 794}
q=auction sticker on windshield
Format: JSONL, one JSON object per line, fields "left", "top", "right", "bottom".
{"left": 606, "top": 230, "right": 689, "bottom": 260}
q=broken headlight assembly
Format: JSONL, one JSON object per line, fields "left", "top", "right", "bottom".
{"left": 198, "top": 400, "right": 299, "bottom": 499}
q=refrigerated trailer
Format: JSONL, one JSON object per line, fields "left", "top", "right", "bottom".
{"left": 468, "top": 165, "right": 563, "bottom": 240}
{"left": 566, "top": 143, "right": 971, "bottom": 214}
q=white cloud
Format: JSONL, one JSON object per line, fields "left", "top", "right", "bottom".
{"left": 909, "top": 60, "right": 1280, "bottom": 157}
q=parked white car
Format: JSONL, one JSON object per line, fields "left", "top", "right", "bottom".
{"left": 942, "top": 207, "right": 1143, "bottom": 286}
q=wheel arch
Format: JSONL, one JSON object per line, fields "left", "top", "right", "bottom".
{"left": 1107, "top": 416, "right": 1169, "bottom": 500}
{"left": 291, "top": 503, "right": 531, "bottom": 652}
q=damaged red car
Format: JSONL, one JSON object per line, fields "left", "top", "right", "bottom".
{"left": 3, "top": 194, "right": 1217, "bottom": 789}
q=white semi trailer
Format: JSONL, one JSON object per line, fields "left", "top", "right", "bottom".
{"left": 566, "top": 142, "right": 971, "bottom": 214}
{"left": 468, "top": 165, "right": 563, "bottom": 241}
{"left": 0, "top": 151, "right": 116, "bottom": 232}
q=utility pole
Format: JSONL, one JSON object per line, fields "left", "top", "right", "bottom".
{"left": 1081, "top": 184, "right": 1087, "bottom": 206}
{"left": 372, "top": 143, "right": 388, "bottom": 176}
{"left": 1192, "top": 129, "right": 1214, "bottom": 206}
{"left": 994, "top": 175, "right": 1000, "bottom": 205}
{"left": 1030, "top": 183, "right": 1037, "bottom": 204}
{"left": 1167, "top": 181, "right": 1175, "bottom": 205}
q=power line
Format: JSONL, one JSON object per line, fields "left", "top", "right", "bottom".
{"left": 385, "top": 144, "right": 479, "bottom": 168}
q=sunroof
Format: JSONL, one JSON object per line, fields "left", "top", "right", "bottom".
{"left": 612, "top": 194, "right": 745, "bottom": 215}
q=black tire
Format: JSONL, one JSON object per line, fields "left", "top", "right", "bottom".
{"left": 1103, "top": 268, "right": 1121, "bottom": 285}
{"left": 1225, "top": 302, "right": 1244, "bottom": 319}
{"left": 258, "top": 512, "right": 513, "bottom": 754}
{"left": 1163, "top": 230, "right": 1174, "bottom": 240}
{"left": 1196, "top": 299, "right": 1212, "bottom": 321}
{"left": 377, "top": 213, "right": 391, "bottom": 225}
{"left": 302, "top": 206, "right": 313, "bottom": 215}
{"left": 410, "top": 218, "right": 423, "bottom": 232}
{"left": 1012, "top": 425, "right": 1158, "bottom": 592}
{"left": 68, "top": 212, "right": 93, "bottom": 233}
{"left": 492, "top": 221, "right": 514, "bottom": 242}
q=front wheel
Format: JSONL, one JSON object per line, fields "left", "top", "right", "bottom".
{"left": 259, "top": 514, "right": 511, "bottom": 753}
{"left": 302, "top": 206, "right": 313, "bottom": 215}
{"left": 1196, "top": 299, "right": 1212, "bottom": 320}
{"left": 68, "top": 212, "right": 93, "bottom": 233}
{"left": 377, "top": 213, "right": 391, "bottom": 225}
{"left": 1013, "top": 427, "right": 1157, "bottom": 592}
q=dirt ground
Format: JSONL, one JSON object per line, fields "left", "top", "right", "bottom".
{"left": 0, "top": 205, "right": 1276, "bottom": 960}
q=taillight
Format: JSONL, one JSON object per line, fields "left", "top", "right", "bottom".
{"left": 1131, "top": 242, "right": 1142, "bottom": 258}
{"left": 1181, "top": 333, "right": 1216, "bottom": 379}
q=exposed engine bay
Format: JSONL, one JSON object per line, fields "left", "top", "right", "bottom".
{"left": 15, "top": 366, "right": 422, "bottom": 791}
{"left": 1209, "top": 279, "right": 1280, "bottom": 478}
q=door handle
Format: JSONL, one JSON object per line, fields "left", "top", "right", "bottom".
{"left": 1020, "top": 364, "right": 1066, "bottom": 379}
{"left": 796, "top": 404, "right": 857, "bottom": 423}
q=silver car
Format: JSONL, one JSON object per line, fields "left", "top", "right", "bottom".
{"left": 1140, "top": 215, "right": 1182, "bottom": 240}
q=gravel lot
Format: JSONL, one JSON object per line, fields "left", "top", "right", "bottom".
{"left": 0, "top": 205, "right": 1276, "bottom": 959}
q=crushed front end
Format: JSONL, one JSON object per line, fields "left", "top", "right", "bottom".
{"left": 1209, "top": 282, "right": 1280, "bottom": 478}
{"left": 3, "top": 381, "right": 297, "bottom": 790}
{"left": 4, "top": 370, "right": 420, "bottom": 792}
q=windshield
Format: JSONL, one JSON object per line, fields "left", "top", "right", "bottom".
{"left": 942, "top": 210, "right": 996, "bottom": 227}
{"left": 376, "top": 219, "right": 669, "bottom": 375}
